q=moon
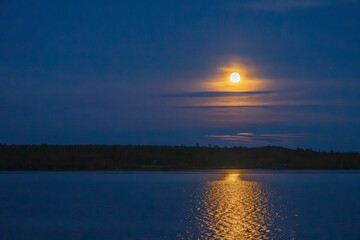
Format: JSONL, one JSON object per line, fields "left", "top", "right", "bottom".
{"left": 230, "top": 72, "right": 240, "bottom": 83}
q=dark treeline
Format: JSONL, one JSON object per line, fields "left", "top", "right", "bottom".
{"left": 0, "top": 144, "right": 359, "bottom": 170}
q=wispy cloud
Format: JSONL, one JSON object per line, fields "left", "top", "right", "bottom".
{"left": 237, "top": 0, "right": 339, "bottom": 12}
{"left": 207, "top": 132, "right": 306, "bottom": 145}
{"left": 163, "top": 91, "right": 276, "bottom": 98}
{"left": 175, "top": 104, "right": 317, "bottom": 109}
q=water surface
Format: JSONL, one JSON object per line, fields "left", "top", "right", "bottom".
{"left": 0, "top": 171, "right": 359, "bottom": 239}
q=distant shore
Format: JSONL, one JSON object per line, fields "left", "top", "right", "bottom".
{"left": 1, "top": 144, "right": 359, "bottom": 171}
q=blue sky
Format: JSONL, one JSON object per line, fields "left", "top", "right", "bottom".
{"left": 1, "top": 0, "right": 359, "bottom": 151}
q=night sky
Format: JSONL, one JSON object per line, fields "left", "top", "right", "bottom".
{"left": 1, "top": 0, "right": 359, "bottom": 151}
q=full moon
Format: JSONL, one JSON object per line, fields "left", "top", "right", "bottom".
{"left": 230, "top": 72, "right": 240, "bottom": 83}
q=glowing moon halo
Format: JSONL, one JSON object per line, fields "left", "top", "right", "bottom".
{"left": 230, "top": 72, "right": 240, "bottom": 83}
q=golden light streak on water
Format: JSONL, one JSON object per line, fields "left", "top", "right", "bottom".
{"left": 180, "top": 173, "right": 284, "bottom": 239}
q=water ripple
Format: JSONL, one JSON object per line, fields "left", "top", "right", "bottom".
{"left": 180, "top": 173, "right": 285, "bottom": 239}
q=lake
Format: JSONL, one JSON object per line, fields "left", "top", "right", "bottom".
{"left": 0, "top": 171, "right": 359, "bottom": 239}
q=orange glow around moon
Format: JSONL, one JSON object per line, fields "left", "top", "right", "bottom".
{"left": 200, "top": 60, "right": 267, "bottom": 92}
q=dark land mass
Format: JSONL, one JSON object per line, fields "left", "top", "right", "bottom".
{"left": 0, "top": 144, "right": 359, "bottom": 171}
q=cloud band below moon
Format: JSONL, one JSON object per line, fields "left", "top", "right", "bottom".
{"left": 163, "top": 91, "right": 276, "bottom": 98}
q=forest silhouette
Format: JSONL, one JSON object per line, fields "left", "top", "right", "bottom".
{"left": 0, "top": 144, "right": 359, "bottom": 170}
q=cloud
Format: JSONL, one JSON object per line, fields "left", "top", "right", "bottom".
{"left": 207, "top": 132, "right": 306, "bottom": 145}
{"left": 163, "top": 91, "right": 276, "bottom": 98}
{"left": 237, "top": 0, "right": 336, "bottom": 12}
{"left": 175, "top": 104, "right": 315, "bottom": 109}
{"left": 174, "top": 103, "right": 360, "bottom": 109}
